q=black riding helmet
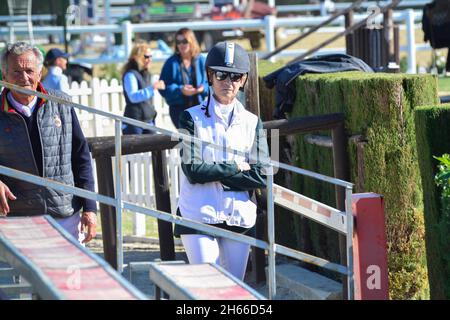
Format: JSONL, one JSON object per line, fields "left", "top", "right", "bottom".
{"left": 203, "top": 42, "right": 250, "bottom": 117}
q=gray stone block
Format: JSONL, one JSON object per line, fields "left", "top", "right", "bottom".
{"left": 274, "top": 264, "right": 343, "bottom": 300}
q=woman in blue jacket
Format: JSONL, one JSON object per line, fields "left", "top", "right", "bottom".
{"left": 159, "top": 28, "right": 208, "bottom": 128}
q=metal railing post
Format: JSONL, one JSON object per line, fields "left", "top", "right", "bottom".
{"left": 266, "top": 166, "right": 276, "bottom": 299}
{"left": 114, "top": 120, "right": 123, "bottom": 274}
{"left": 405, "top": 9, "right": 417, "bottom": 74}
{"left": 264, "top": 15, "right": 276, "bottom": 63}
{"left": 122, "top": 20, "right": 132, "bottom": 59}
{"left": 345, "top": 186, "right": 354, "bottom": 300}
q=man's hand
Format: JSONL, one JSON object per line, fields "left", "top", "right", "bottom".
{"left": 0, "top": 180, "right": 16, "bottom": 215}
{"left": 81, "top": 211, "right": 97, "bottom": 244}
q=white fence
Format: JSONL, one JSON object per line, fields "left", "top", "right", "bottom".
{"left": 69, "top": 76, "right": 180, "bottom": 236}
{"left": 69, "top": 76, "right": 174, "bottom": 137}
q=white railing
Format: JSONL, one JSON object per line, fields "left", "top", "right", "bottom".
{"left": 68, "top": 76, "right": 174, "bottom": 137}
{"left": 277, "top": 0, "right": 431, "bottom": 15}
{"left": 116, "top": 149, "right": 181, "bottom": 236}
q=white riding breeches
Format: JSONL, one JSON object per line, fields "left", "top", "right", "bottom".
{"left": 181, "top": 234, "right": 251, "bottom": 281}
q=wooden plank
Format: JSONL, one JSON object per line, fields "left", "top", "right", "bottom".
{"left": 148, "top": 262, "right": 265, "bottom": 300}
{"left": 273, "top": 184, "right": 347, "bottom": 234}
{"left": 0, "top": 216, "right": 145, "bottom": 300}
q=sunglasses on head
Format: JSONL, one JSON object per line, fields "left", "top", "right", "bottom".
{"left": 176, "top": 38, "right": 188, "bottom": 45}
{"left": 144, "top": 54, "right": 152, "bottom": 59}
{"left": 213, "top": 71, "right": 245, "bottom": 82}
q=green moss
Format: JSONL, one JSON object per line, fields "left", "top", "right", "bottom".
{"left": 415, "top": 104, "right": 450, "bottom": 299}
{"left": 282, "top": 72, "right": 438, "bottom": 299}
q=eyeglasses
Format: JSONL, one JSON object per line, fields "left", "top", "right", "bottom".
{"left": 176, "top": 39, "right": 188, "bottom": 45}
{"left": 213, "top": 71, "right": 245, "bottom": 82}
{"left": 144, "top": 54, "right": 153, "bottom": 59}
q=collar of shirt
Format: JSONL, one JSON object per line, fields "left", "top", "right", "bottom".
{"left": 211, "top": 95, "right": 243, "bottom": 127}
{"left": 7, "top": 91, "right": 37, "bottom": 117}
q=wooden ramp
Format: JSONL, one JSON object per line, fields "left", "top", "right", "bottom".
{"left": 0, "top": 216, "right": 146, "bottom": 300}
{"left": 148, "top": 261, "right": 266, "bottom": 300}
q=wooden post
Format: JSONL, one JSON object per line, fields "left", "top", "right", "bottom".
{"left": 252, "top": 189, "right": 268, "bottom": 283}
{"left": 95, "top": 156, "right": 117, "bottom": 269}
{"left": 245, "top": 52, "right": 260, "bottom": 116}
{"left": 394, "top": 25, "right": 400, "bottom": 65}
{"left": 331, "top": 121, "right": 350, "bottom": 299}
{"left": 152, "top": 150, "right": 175, "bottom": 261}
{"left": 345, "top": 11, "right": 354, "bottom": 56}
{"left": 383, "top": 9, "right": 393, "bottom": 68}
{"left": 245, "top": 52, "right": 266, "bottom": 283}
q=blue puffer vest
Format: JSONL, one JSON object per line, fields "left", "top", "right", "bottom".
{"left": 0, "top": 84, "right": 75, "bottom": 218}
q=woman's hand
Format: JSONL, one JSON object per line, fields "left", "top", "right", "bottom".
{"left": 196, "top": 84, "right": 205, "bottom": 94}
{"left": 153, "top": 80, "right": 166, "bottom": 90}
{"left": 181, "top": 85, "right": 197, "bottom": 96}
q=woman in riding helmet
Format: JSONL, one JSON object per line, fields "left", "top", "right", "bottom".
{"left": 175, "top": 42, "right": 270, "bottom": 281}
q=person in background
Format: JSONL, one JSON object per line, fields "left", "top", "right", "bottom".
{"left": 42, "top": 48, "right": 70, "bottom": 94}
{"left": 0, "top": 42, "right": 97, "bottom": 244}
{"left": 175, "top": 42, "right": 269, "bottom": 281}
{"left": 122, "top": 41, "right": 165, "bottom": 134}
{"left": 159, "top": 28, "right": 208, "bottom": 128}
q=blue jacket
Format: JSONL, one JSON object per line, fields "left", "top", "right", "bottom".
{"left": 159, "top": 54, "right": 208, "bottom": 107}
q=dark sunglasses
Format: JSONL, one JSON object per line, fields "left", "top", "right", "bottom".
{"left": 176, "top": 38, "right": 188, "bottom": 45}
{"left": 214, "top": 71, "right": 245, "bottom": 82}
{"left": 144, "top": 54, "right": 152, "bottom": 59}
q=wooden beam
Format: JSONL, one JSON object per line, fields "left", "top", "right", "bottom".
{"left": 87, "top": 114, "right": 346, "bottom": 159}
{"left": 152, "top": 151, "right": 175, "bottom": 261}
{"left": 245, "top": 52, "right": 260, "bottom": 116}
{"left": 95, "top": 156, "right": 117, "bottom": 270}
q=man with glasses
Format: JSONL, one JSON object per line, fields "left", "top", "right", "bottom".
{"left": 175, "top": 42, "right": 270, "bottom": 281}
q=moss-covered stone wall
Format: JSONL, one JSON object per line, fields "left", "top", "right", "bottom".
{"left": 415, "top": 104, "right": 450, "bottom": 299}
{"left": 257, "top": 68, "right": 438, "bottom": 299}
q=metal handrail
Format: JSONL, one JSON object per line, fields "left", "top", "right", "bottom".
{"left": 0, "top": 81, "right": 354, "bottom": 299}
{"left": 0, "top": 80, "right": 354, "bottom": 188}
{"left": 0, "top": 162, "right": 352, "bottom": 298}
